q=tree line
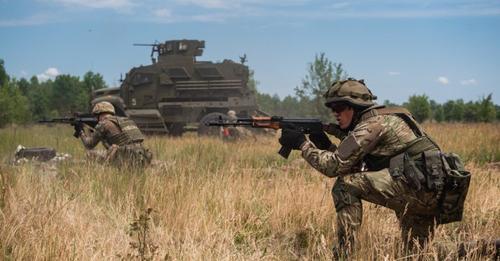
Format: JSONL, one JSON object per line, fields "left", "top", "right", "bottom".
{"left": 1, "top": 56, "right": 498, "bottom": 128}
{"left": 0, "top": 59, "right": 107, "bottom": 127}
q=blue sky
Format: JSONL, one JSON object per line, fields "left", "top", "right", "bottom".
{"left": 1, "top": 0, "right": 499, "bottom": 104}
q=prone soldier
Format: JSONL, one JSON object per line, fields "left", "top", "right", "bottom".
{"left": 278, "top": 79, "right": 470, "bottom": 257}
{"left": 77, "top": 101, "right": 152, "bottom": 169}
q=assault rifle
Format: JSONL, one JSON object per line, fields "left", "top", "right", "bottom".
{"left": 39, "top": 113, "right": 98, "bottom": 138}
{"left": 206, "top": 116, "right": 329, "bottom": 159}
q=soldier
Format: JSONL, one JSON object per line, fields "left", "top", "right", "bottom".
{"left": 222, "top": 110, "right": 253, "bottom": 141}
{"left": 278, "top": 79, "right": 468, "bottom": 257}
{"left": 77, "top": 101, "right": 152, "bottom": 169}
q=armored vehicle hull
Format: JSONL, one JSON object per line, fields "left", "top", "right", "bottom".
{"left": 92, "top": 39, "right": 262, "bottom": 136}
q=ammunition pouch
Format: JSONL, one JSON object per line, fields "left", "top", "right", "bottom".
{"left": 389, "top": 149, "right": 447, "bottom": 193}
{"left": 438, "top": 153, "right": 471, "bottom": 224}
{"left": 389, "top": 148, "right": 471, "bottom": 224}
{"left": 423, "top": 150, "right": 445, "bottom": 193}
{"left": 389, "top": 152, "right": 426, "bottom": 191}
{"left": 388, "top": 136, "right": 438, "bottom": 191}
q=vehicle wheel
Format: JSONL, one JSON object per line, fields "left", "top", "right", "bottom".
{"left": 167, "top": 123, "right": 185, "bottom": 137}
{"left": 197, "top": 112, "right": 228, "bottom": 136}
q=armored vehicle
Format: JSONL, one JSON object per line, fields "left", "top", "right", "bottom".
{"left": 92, "top": 39, "right": 263, "bottom": 136}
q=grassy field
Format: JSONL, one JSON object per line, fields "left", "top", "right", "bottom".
{"left": 0, "top": 123, "right": 499, "bottom": 260}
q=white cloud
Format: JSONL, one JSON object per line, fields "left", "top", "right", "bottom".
{"left": 174, "top": 0, "right": 308, "bottom": 10}
{"left": 51, "top": 0, "right": 135, "bottom": 12}
{"left": 176, "top": 0, "right": 231, "bottom": 9}
{"left": 460, "top": 78, "right": 477, "bottom": 86}
{"left": 0, "top": 14, "right": 55, "bottom": 27}
{"left": 330, "top": 2, "right": 350, "bottom": 9}
{"left": 37, "top": 67, "right": 60, "bottom": 82}
{"left": 437, "top": 76, "right": 449, "bottom": 85}
{"left": 153, "top": 8, "right": 172, "bottom": 18}
{"left": 388, "top": 71, "right": 400, "bottom": 76}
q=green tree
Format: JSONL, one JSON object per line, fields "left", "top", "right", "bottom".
{"left": 463, "top": 101, "right": 478, "bottom": 122}
{"left": 26, "top": 76, "right": 51, "bottom": 120}
{"left": 295, "top": 53, "right": 347, "bottom": 120}
{"left": 51, "top": 75, "right": 87, "bottom": 115}
{"left": 0, "top": 60, "right": 31, "bottom": 126}
{"left": 17, "top": 78, "right": 30, "bottom": 96}
{"left": 496, "top": 105, "right": 500, "bottom": 121}
{"left": 430, "top": 100, "right": 444, "bottom": 122}
{"left": 0, "top": 59, "right": 8, "bottom": 87}
{"left": 247, "top": 69, "right": 259, "bottom": 95}
{"left": 404, "top": 94, "right": 431, "bottom": 123}
{"left": 476, "top": 94, "right": 496, "bottom": 122}
{"left": 443, "top": 99, "right": 465, "bottom": 122}
{"left": 83, "top": 71, "right": 107, "bottom": 93}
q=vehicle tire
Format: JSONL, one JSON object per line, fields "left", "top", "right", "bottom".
{"left": 167, "top": 123, "right": 185, "bottom": 137}
{"left": 197, "top": 112, "right": 228, "bottom": 136}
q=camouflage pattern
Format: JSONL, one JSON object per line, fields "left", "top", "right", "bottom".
{"left": 222, "top": 110, "right": 254, "bottom": 141}
{"left": 80, "top": 115, "right": 152, "bottom": 168}
{"left": 301, "top": 114, "right": 418, "bottom": 177}
{"left": 301, "top": 112, "right": 440, "bottom": 251}
{"left": 92, "top": 101, "right": 115, "bottom": 115}
{"left": 324, "top": 78, "right": 377, "bottom": 108}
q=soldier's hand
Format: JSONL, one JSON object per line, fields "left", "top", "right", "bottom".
{"left": 325, "top": 123, "right": 347, "bottom": 140}
{"left": 279, "top": 127, "right": 306, "bottom": 150}
{"left": 73, "top": 124, "right": 83, "bottom": 138}
{"left": 309, "top": 131, "right": 332, "bottom": 150}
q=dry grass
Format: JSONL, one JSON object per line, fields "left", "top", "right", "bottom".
{"left": 0, "top": 123, "right": 498, "bottom": 260}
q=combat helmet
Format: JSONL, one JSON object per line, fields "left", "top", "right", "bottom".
{"left": 92, "top": 101, "right": 115, "bottom": 115}
{"left": 324, "top": 78, "right": 377, "bottom": 108}
{"left": 227, "top": 110, "right": 236, "bottom": 117}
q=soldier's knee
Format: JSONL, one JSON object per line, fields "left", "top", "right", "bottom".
{"left": 332, "top": 179, "right": 361, "bottom": 211}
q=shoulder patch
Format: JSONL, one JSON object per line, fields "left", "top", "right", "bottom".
{"left": 358, "top": 123, "right": 384, "bottom": 153}
{"left": 337, "top": 134, "right": 361, "bottom": 160}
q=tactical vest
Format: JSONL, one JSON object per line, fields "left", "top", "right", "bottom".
{"left": 359, "top": 106, "right": 444, "bottom": 192}
{"left": 359, "top": 106, "right": 471, "bottom": 224}
{"left": 107, "top": 116, "right": 145, "bottom": 146}
{"left": 360, "top": 105, "right": 440, "bottom": 171}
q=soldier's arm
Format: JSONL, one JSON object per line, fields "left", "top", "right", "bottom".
{"left": 80, "top": 123, "right": 105, "bottom": 149}
{"left": 301, "top": 118, "right": 385, "bottom": 177}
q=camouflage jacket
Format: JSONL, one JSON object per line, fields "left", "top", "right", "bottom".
{"left": 80, "top": 115, "right": 124, "bottom": 150}
{"left": 301, "top": 111, "right": 422, "bottom": 177}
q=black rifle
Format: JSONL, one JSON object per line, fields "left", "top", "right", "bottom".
{"left": 39, "top": 113, "right": 98, "bottom": 138}
{"left": 206, "top": 116, "right": 328, "bottom": 159}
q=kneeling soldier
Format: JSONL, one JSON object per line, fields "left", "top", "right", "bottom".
{"left": 77, "top": 101, "right": 152, "bottom": 169}
{"left": 279, "top": 79, "right": 470, "bottom": 257}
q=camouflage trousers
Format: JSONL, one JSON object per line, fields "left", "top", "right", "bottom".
{"left": 86, "top": 143, "right": 152, "bottom": 169}
{"left": 332, "top": 168, "right": 440, "bottom": 253}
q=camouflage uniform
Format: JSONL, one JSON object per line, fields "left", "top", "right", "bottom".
{"left": 223, "top": 110, "right": 254, "bottom": 141}
{"left": 289, "top": 79, "right": 455, "bottom": 256}
{"left": 301, "top": 107, "right": 442, "bottom": 252}
{"left": 80, "top": 103, "right": 152, "bottom": 169}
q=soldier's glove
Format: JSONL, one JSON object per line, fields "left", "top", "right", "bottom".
{"left": 73, "top": 124, "right": 83, "bottom": 138}
{"left": 325, "top": 123, "right": 347, "bottom": 140}
{"left": 279, "top": 127, "right": 306, "bottom": 150}
{"left": 309, "top": 131, "right": 332, "bottom": 150}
